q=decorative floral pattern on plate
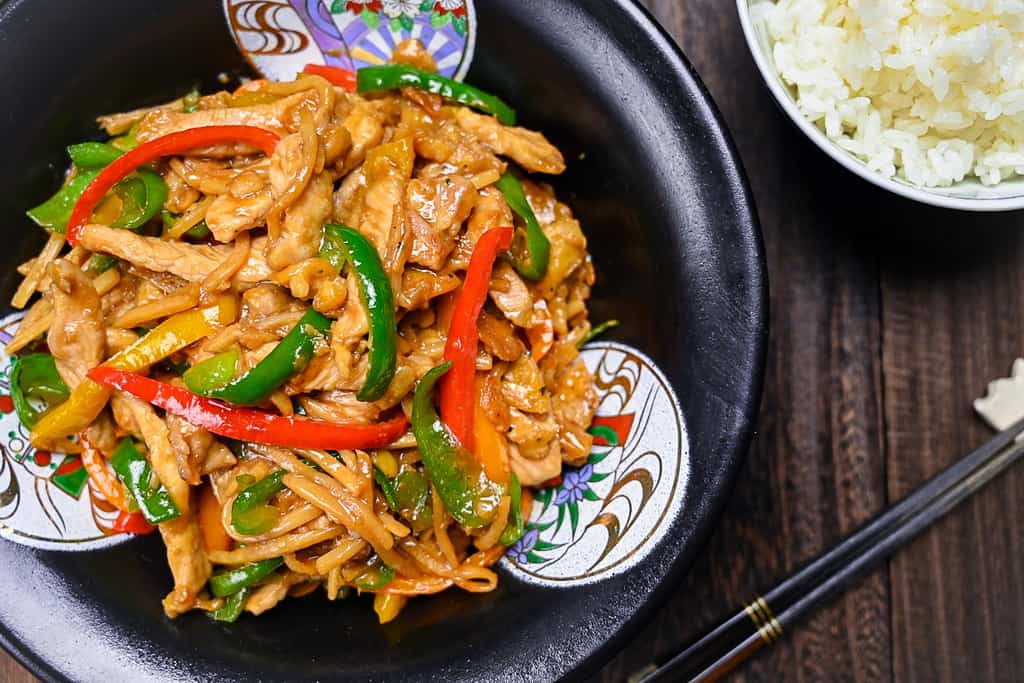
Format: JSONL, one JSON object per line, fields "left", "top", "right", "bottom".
{"left": 503, "top": 342, "right": 689, "bottom": 585}
{"left": 223, "top": 0, "right": 476, "bottom": 83}
{"left": 0, "top": 313, "right": 131, "bottom": 551}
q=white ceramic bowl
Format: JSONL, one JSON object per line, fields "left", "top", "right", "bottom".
{"left": 736, "top": 0, "right": 1024, "bottom": 212}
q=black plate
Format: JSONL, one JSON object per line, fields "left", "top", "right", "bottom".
{"left": 0, "top": 0, "right": 766, "bottom": 680}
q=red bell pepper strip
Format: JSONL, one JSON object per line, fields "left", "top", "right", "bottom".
{"left": 66, "top": 125, "right": 281, "bottom": 246}
{"left": 439, "top": 227, "right": 514, "bottom": 451}
{"left": 87, "top": 367, "right": 408, "bottom": 451}
{"left": 111, "top": 511, "right": 157, "bottom": 535}
{"left": 302, "top": 64, "right": 358, "bottom": 91}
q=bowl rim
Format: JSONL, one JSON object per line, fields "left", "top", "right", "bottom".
{"left": 735, "top": 0, "right": 1024, "bottom": 213}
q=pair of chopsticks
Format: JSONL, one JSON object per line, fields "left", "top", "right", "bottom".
{"left": 633, "top": 415, "right": 1024, "bottom": 683}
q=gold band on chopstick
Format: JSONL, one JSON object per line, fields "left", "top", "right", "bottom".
{"left": 744, "top": 596, "right": 784, "bottom": 644}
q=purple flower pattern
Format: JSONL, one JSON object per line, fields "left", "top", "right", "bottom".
{"left": 505, "top": 437, "right": 619, "bottom": 566}
{"left": 554, "top": 464, "right": 594, "bottom": 505}
{"left": 506, "top": 527, "right": 539, "bottom": 564}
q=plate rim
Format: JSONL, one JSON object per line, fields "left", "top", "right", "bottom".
{"left": 566, "top": 0, "right": 767, "bottom": 677}
{"left": 0, "top": 0, "right": 768, "bottom": 681}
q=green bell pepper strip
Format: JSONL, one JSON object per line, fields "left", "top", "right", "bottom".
{"left": 109, "top": 438, "right": 181, "bottom": 525}
{"left": 227, "top": 440, "right": 248, "bottom": 460}
{"left": 67, "top": 142, "right": 123, "bottom": 170}
{"left": 184, "top": 308, "right": 331, "bottom": 405}
{"left": 182, "top": 88, "right": 201, "bottom": 113}
{"left": 9, "top": 354, "right": 70, "bottom": 429}
{"left": 28, "top": 163, "right": 166, "bottom": 233}
{"left": 86, "top": 253, "right": 119, "bottom": 274}
{"left": 209, "top": 557, "right": 284, "bottom": 598}
{"left": 27, "top": 169, "right": 101, "bottom": 232}
{"left": 186, "top": 221, "right": 212, "bottom": 240}
{"left": 210, "top": 587, "right": 249, "bottom": 622}
{"left": 110, "top": 123, "right": 140, "bottom": 151}
{"left": 393, "top": 469, "right": 433, "bottom": 533}
{"left": 578, "top": 319, "right": 621, "bottom": 348}
{"left": 299, "top": 457, "right": 325, "bottom": 474}
{"left": 110, "top": 169, "right": 168, "bottom": 230}
{"left": 411, "top": 362, "right": 505, "bottom": 529}
{"left": 354, "top": 562, "right": 395, "bottom": 591}
{"left": 356, "top": 65, "right": 516, "bottom": 126}
{"left": 373, "top": 466, "right": 398, "bottom": 511}
{"left": 231, "top": 470, "right": 286, "bottom": 535}
{"left": 236, "top": 473, "right": 256, "bottom": 489}
{"left": 320, "top": 224, "right": 397, "bottom": 403}
{"left": 183, "top": 348, "right": 240, "bottom": 396}
{"left": 499, "top": 473, "right": 524, "bottom": 546}
{"left": 495, "top": 172, "right": 550, "bottom": 281}
{"left": 161, "top": 210, "right": 212, "bottom": 240}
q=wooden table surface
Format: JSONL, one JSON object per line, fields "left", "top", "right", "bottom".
{"left": 4, "top": 2, "right": 1023, "bottom": 682}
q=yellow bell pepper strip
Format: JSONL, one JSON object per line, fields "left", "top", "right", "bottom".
{"left": 495, "top": 172, "right": 550, "bottom": 281}
{"left": 29, "top": 296, "right": 236, "bottom": 448}
{"left": 356, "top": 65, "right": 517, "bottom": 125}
{"left": 87, "top": 367, "right": 410, "bottom": 451}
{"left": 373, "top": 592, "right": 407, "bottom": 625}
{"left": 319, "top": 224, "right": 398, "bottom": 402}
{"left": 411, "top": 362, "right": 505, "bottom": 529}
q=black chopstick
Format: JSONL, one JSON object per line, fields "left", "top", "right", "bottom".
{"left": 634, "top": 415, "right": 1024, "bottom": 683}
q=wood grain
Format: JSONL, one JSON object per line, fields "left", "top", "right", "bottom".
{"left": 2, "top": 3, "right": 1022, "bottom": 683}
{"left": 602, "top": 1, "right": 1024, "bottom": 681}
{"left": 880, "top": 218, "right": 1024, "bottom": 683}
{"left": 0, "top": 655, "right": 35, "bottom": 683}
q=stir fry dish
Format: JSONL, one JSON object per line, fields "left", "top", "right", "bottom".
{"left": 10, "top": 40, "right": 605, "bottom": 623}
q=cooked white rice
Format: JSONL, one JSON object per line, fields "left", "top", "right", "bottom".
{"left": 751, "top": 0, "right": 1024, "bottom": 188}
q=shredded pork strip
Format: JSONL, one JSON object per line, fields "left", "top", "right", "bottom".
{"left": 76, "top": 224, "right": 272, "bottom": 284}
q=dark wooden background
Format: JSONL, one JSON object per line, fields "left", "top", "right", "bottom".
{"left": 4, "top": 2, "right": 1023, "bottom": 682}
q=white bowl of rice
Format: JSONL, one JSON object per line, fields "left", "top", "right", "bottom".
{"left": 737, "top": 0, "right": 1024, "bottom": 211}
